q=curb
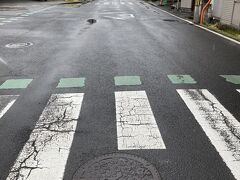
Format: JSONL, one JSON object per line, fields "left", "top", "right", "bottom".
{"left": 147, "top": 2, "right": 240, "bottom": 45}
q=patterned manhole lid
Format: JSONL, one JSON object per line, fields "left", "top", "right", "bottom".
{"left": 73, "top": 153, "right": 161, "bottom": 180}
{"left": 5, "top": 42, "right": 33, "bottom": 48}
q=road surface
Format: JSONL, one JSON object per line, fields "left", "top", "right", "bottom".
{"left": 0, "top": 0, "right": 240, "bottom": 179}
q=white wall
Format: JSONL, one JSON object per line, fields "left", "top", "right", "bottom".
{"left": 232, "top": 1, "right": 240, "bottom": 28}
{"left": 212, "top": 0, "right": 223, "bottom": 19}
{"left": 221, "top": 0, "right": 235, "bottom": 25}
{"left": 181, "top": 0, "right": 192, "bottom": 8}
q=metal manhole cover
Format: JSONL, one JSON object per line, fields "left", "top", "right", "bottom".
{"left": 73, "top": 153, "right": 161, "bottom": 180}
{"left": 5, "top": 42, "right": 33, "bottom": 49}
{"left": 163, "top": 19, "right": 178, "bottom": 22}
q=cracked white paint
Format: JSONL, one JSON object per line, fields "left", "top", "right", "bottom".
{"left": 177, "top": 89, "right": 240, "bottom": 180}
{"left": 115, "top": 91, "right": 166, "bottom": 150}
{"left": 0, "top": 95, "right": 18, "bottom": 119}
{"left": 7, "top": 93, "right": 84, "bottom": 180}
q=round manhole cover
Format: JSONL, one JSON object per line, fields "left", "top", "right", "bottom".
{"left": 73, "top": 153, "right": 161, "bottom": 180}
{"left": 5, "top": 42, "right": 33, "bottom": 48}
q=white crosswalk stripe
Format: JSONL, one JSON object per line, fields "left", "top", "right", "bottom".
{"left": 7, "top": 93, "right": 84, "bottom": 180}
{"left": 0, "top": 95, "right": 18, "bottom": 119}
{"left": 115, "top": 91, "right": 166, "bottom": 150}
{"left": 95, "top": 1, "right": 133, "bottom": 5}
{"left": 1, "top": 88, "right": 240, "bottom": 179}
{"left": 177, "top": 89, "right": 240, "bottom": 180}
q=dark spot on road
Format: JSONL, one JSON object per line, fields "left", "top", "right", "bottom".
{"left": 87, "top": 19, "right": 96, "bottom": 24}
{"left": 163, "top": 19, "right": 179, "bottom": 22}
{"left": 73, "top": 153, "right": 161, "bottom": 180}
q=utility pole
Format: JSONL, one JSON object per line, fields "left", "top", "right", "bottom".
{"left": 193, "top": 0, "right": 201, "bottom": 23}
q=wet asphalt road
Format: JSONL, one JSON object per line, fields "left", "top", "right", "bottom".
{"left": 0, "top": 0, "right": 240, "bottom": 179}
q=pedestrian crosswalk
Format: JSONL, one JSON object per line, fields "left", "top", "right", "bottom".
{"left": 0, "top": 6, "right": 56, "bottom": 27}
{"left": 0, "top": 76, "right": 240, "bottom": 179}
{"left": 95, "top": 1, "right": 134, "bottom": 5}
{"left": 7, "top": 93, "right": 84, "bottom": 180}
{"left": 115, "top": 91, "right": 166, "bottom": 150}
{"left": 0, "top": 95, "right": 18, "bottom": 119}
{"left": 178, "top": 89, "right": 240, "bottom": 180}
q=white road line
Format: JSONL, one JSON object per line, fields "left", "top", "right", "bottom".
{"left": 9, "top": 18, "right": 19, "bottom": 21}
{"left": 0, "top": 95, "right": 18, "bottom": 119}
{"left": 115, "top": 91, "right": 166, "bottom": 150}
{"left": 0, "top": 18, "right": 6, "bottom": 20}
{"left": 2, "top": 21, "right": 12, "bottom": 23}
{"left": 104, "top": 2, "right": 109, "bottom": 5}
{"left": 120, "top": 2, "right": 125, "bottom": 4}
{"left": 29, "top": 6, "right": 56, "bottom": 14}
{"left": 0, "top": 23, "right": 5, "bottom": 26}
{"left": 7, "top": 93, "right": 84, "bottom": 180}
{"left": 128, "top": 2, "right": 133, "bottom": 5}
{"left": 177, "top": 89, "right": 240, "bottom": 180}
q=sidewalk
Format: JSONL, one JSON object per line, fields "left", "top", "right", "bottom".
{"left": 146, "top": 0, "right": 240, "bottom": 44}
{"left": 148, "top": 1, "right": 193, "bottom": 21}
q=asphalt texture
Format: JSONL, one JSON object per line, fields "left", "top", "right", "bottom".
{"left": 0, "top": 0, "right": 240, "bottom": 179}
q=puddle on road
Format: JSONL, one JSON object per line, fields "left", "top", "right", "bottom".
{"left": 5, "top": 42, "right": 33, "bottom": 49}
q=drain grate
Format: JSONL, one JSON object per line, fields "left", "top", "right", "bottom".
{"left": 87, "top": 19, "right": 96, "bottom": 24}
{"left": 163, "top": 19, "right": 178, "bottom": 22}
{"left": 5, "top": 42, "right": 33, "bottom": 49}
{"left": 73, "top": 153, "right": 161, "bottom": 180}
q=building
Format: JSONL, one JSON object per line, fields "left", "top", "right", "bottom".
{"left": 213, "top": 0, "right": 240, "bottom": 29}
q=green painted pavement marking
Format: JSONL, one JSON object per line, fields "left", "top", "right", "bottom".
{"left": 167, "top": 75, "right": 197, "bottom": 84}
{"left": 57, "top": 78, "right": 85, "bottom": 88}
{"left": 0, "top": 79, "right": 32, "bottom": 89}
{"left": 114, "top": 76, "right": 142, "bottom": 86}
{"left": 220, "top": 75, "right": 240, "bottom": 85}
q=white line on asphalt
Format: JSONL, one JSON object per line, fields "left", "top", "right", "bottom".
{"left": 146, "top": 3, "right": 240, "bottom": 45}
{"left": 7, "top": 93, "right": 84, "bottom": 180}
{"left": 0, "top": 18, "right": 6, "bottom": 20}
{"left": 177, "top": 89, "right": 240, "bottom": 180}
{"left": 115, "top": 91, "right": 166, "bottom": 150}
{"left": 0, "top": 57, "right": 8, "bottom": 66}
{"left": 9, "top": 18, "right": 18, "bottom": 21}
{"left": 28, "top": 6, "right": 56, "bottom": 15}
{"left": 21, "top": 14, "right": 29, "bottom": 17}
{"left": 2, "top": 21, "right": 12, "bottom": 23}
{"left": 0, "top": 95, "right": 18, "bottom": 119}
{"left": 104, "top": 2, "right": 109, "bottom": 5}
{"left": 15, "top": 17, "right": 24, "bottom": 19}
{"left": 128, "top": 2, "right": 133, "bottom": 5}
{"left": 120, "top": 2, "right": 125, "bottom": 4}
{"left": 0, "top": 23, "right": 5, "bottom": 26}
